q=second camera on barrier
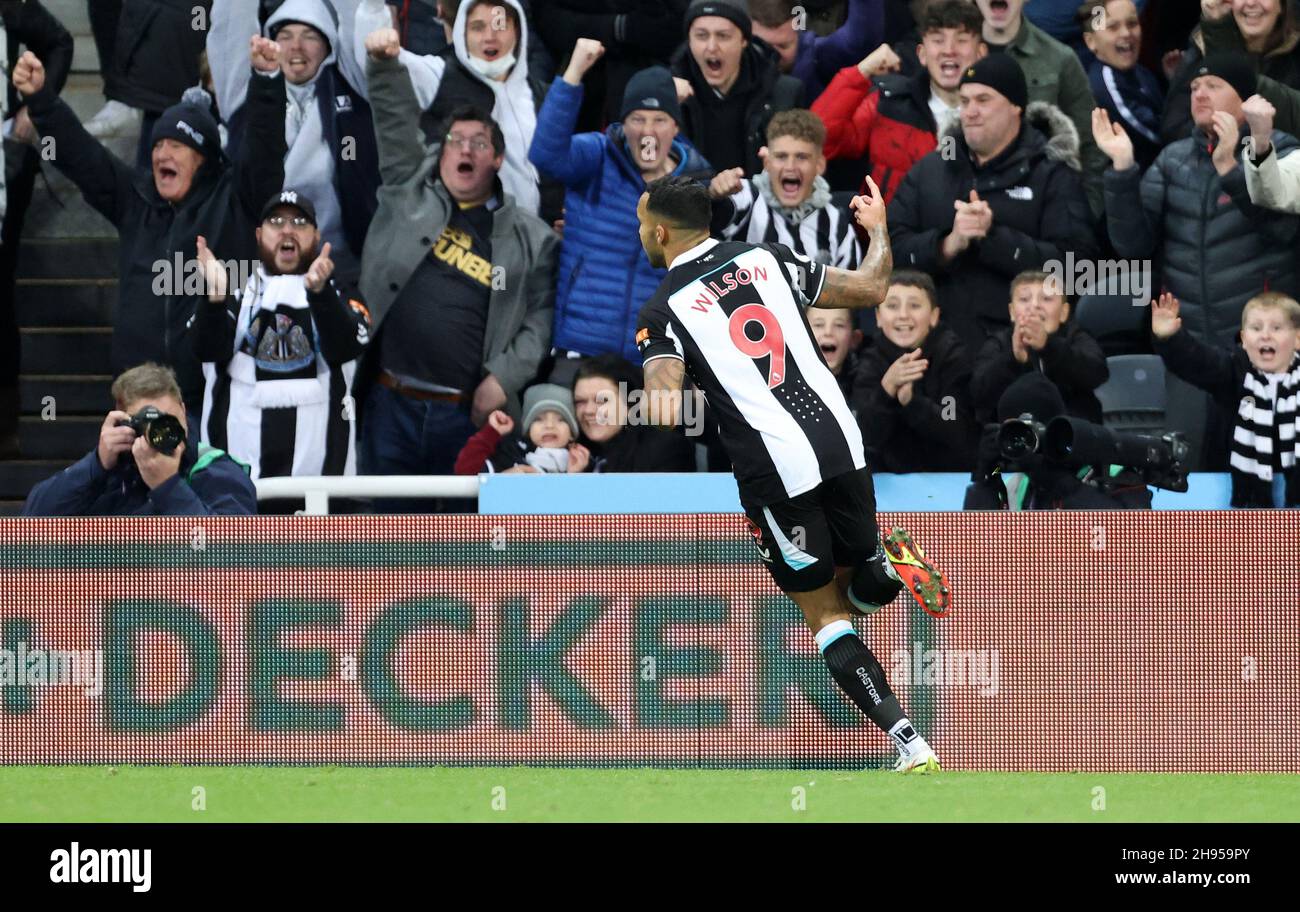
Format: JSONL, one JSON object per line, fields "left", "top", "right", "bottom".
{"left": 996, "top": 413, "right": 1190, "bottom": 492}
{"left": 116, "top": 406, "right": 186, "bottom": 456}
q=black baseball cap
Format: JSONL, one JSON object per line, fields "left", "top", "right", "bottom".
{"left": 259, "top": 189, "right": 317, "bottom": 226}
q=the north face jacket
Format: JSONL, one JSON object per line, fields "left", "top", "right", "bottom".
{"left": 887, "top": 102, "right": 1098, "bottom": 353}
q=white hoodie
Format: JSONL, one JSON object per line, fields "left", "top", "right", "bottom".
{"left": 207, "top": 0, "right": 367, "bottom": 266}
{"left": 208, "top": 0, "right": 366, "bottom": 118}
{"left": 354, "top": 0, "right": 540, "bottom": 214}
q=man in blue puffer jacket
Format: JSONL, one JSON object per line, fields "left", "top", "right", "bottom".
{"left": 529, "top": 37, "right": 713, "bottom": 371}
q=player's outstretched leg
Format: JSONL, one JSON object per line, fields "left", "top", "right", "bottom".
{"left": 792, "top": 583, "right": 940, "bottom": 774}
{"left": 821, "top": 470, "right": 950, "bottom": 618}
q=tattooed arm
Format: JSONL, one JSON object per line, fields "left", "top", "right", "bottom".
{"left": 642, "top": 356, "right": 687, "bottom": 429}
{"left": 816, "top": 178, "right": 892, "bottom": 310}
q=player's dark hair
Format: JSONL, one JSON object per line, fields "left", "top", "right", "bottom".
{"left": 574, "top": 354, "right": 643, "bottom": 393}
{"left": 645, "top": 175, "right": 712, "bottom": 231}
{"left": 921, "top": 0, "right": 984, "bottom": 37}
{"left": 888, "top": 269, "right": 938, "bottom": 309}
{"left": 442, "top": 104, "right": 506, "bottom": 157}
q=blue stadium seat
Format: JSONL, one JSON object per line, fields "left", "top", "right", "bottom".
{"left": 1096, "top": 354, "right": 1166, "bottom": 434}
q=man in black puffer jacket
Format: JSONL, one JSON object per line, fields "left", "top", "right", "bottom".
{"left": 672, "top": 0, "right": 803, "bottom": 175}
{"left": 886, "top": 53, "right": 1097, "bottom": 356}
{"left": 1098, "top": 53, "right": 1300, "bottom": 350}
{"left": 16, "top": 48, "right": 285, "bottom": 411}
{"left": 1095, "top": 51, "right": 1300, "bottom": 468}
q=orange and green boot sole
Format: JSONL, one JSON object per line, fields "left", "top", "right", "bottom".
{"left": 882, "top": 527, "right": 951, "bottom": 618}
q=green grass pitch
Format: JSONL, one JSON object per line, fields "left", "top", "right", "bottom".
{"left": 2, "top": 767, "right": 1298, "bottom": 822}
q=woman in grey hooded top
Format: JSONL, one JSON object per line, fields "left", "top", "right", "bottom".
{"left": 353, "top": 0, "right": 552, "bottom": 218}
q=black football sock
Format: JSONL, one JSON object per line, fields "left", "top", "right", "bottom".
{"left": 814, "top": 619, "right": 907, "bottom": 734}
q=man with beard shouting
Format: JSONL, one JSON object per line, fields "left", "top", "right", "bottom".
{"left": 192, "top": 189, "right": 371, "bottom": 480}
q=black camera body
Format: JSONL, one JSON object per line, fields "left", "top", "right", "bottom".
{"left": 996, "top": 413, "right": 1189, "bottom": 492}
{"left": 116, "top": 406, "right": 186, "bottom": 456}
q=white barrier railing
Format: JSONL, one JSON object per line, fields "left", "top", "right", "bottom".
{"left": 254, "top": 475, "right": 481, "bottom": 515}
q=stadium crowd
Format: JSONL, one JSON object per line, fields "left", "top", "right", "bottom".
{"left": 6, "top": 0, "right": 1300, "bottom": 514}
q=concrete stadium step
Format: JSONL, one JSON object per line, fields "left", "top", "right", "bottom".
{"left": 0, "top": 460, "right": 68, "bottom": 500}
{"left": 17, "top": 238, "right": 118, "bottom": 280}
{"left": 19, "top": 375, "right": 113, "bottom": 416}
{"left": 3, "top": 4, "right": 116, "bottom": 507}
{"left": 20, "top": 327, "right": 113, "bottom": 375}
{"left": 45, "top": 0, "right": 98, "bottom": 74}
{"left": 16, "top": 279, "right": 117, "bottom": 327}
{"left": 18, "top": 416, "right": 100, "bottom": 461}
{"left": 24, "top": 179, "right": 120, "bottom": 240}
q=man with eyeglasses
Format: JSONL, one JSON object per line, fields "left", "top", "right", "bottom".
{"left": 192, "top": 189, "right": 371, "bottom": 484}
{"left": 354, "top": 0, "right": 558, "bottom": 221}
{"left": 356, "top": 28, "right": 557, "bottom": 511}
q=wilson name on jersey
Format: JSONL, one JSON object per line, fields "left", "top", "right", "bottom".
{"left": 637, "top": 238, "right": 865, "bottom": 505}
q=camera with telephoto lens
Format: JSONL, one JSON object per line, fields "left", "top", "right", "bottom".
{"left": 996, "top": 413, "right": 1189, "bottom": 492}
{"left": 116, "top": 406, "right": 185, "bottom": 456}
{"left": 996, "top": 414, "right": 1048, "bottom": 462}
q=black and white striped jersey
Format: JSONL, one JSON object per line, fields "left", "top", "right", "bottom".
{"left": 637, "top": 238, "right": 865, "bottom": 506}
{"left": 715, "top": 178, "right": 861, "bottom": 269}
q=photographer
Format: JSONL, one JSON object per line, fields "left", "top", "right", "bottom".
{"left": 21, "top": 364, "right": 258, "bottom": 517}
{"left": 964, "top": 373, "right": 1154, "bottom": 511}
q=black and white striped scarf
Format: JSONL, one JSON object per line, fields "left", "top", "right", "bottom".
{"left": 717, "top": 175, "right": 860, "bottom": 268}
{"left": 200, "top": 270, "right": 358, "bottom": 480}
{"left": 1229, "top": 352, "right": 1300, "bottom": 503}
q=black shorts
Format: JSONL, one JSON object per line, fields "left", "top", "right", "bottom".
{"left": 741, "top": 468, "right": 881, "bottom": 593}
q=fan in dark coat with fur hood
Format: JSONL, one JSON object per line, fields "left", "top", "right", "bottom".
{"left": 885, "top": 54, "right": 1097, "bottom": 356}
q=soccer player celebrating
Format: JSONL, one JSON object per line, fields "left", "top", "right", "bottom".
{"left": 635, "top": 175, "right": 950, "bottom": 774}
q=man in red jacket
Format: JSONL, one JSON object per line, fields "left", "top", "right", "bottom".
{"left": 811, "top": 0, "right": 984, "bottom": 202}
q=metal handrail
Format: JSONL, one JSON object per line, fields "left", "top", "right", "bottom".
{"left": 254, "top": 475, "right": 481, "bottom": 514}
